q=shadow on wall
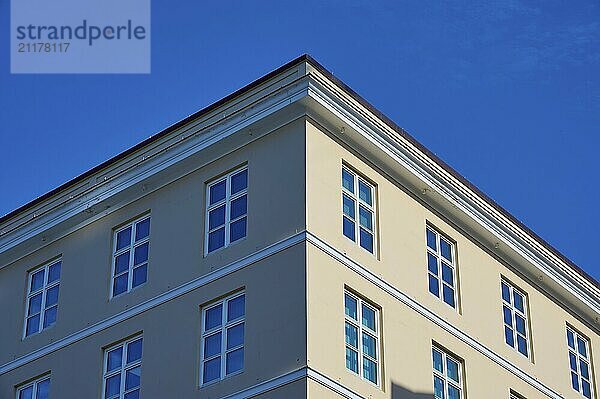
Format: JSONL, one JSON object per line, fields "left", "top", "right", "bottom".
{"left": 391, "top": 382, "right": 435, "bottom": 399}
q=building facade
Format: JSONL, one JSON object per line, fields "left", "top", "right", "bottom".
{"left": 1, "top": 55, "right": 598, "bottom": 399}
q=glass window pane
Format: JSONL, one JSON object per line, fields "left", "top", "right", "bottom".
{"left": 442, "top": 285, "right": 455, "bottom": 308}
{"left": 515, "top": 315, "right": 526, "bottom": 335}
{"left": 208, "top": 228, "right": 225, "bottom": 252}
{"left": 359, "top": 206, "right": 372, "bottom": 230}
{"left": 343, "top": 217, "right": 356, "bottom": 241}
{"left": 501, "top": 282, "right": 511, "bottom": 303}
{"left": 19, "top": 386, "right": 33, "bottom": 399}
{"left": 517, "top": 336, "right": 528, "bottom": 356}
{"left": 571, "top": 371, "right": 580, "bottom": 391}
{"left": 105, "top": 374, "right": 121, "bottom": 397}
{"left": 230, "top": 217, "right": 247, "bottom": 242}
{"left": 134, "top": 243, "right": 149, "bottom": 265}
{"left": 513, "top": 291, "right": 524, "bottom": 313}
{"left": 208, "top": 205, "right": 226, "bottom": 230}
{"left": 346, "top": 348, "right": 359, "bottom": 373}
{"left": 115, "top": 252, "right": 130, "bottom": 275}
{"left": 363, "top": 357, "right": 377, "bottom": 383}
{"left": 363, "top": 333, "right": 377, "bottom": 359}
{"left": 580, "top": 359, "right": 590, "bottom": 379}
{"left": 343, "top": 195, "right": 355, "bottom": 219}
{"left": 135, "top": 218, "right": 150, "bottom": 241}
{"left": 577, "top": 337, "right": 587, "bottom": 357}
{"left": 362, "top": 304, "right": 376, "bottom": 331}
{"left": 48, "top": 262, "right": 61, "bottom": 283}
{"left": 446, "top": 358, "right": 459, "bottom": 383}
{"left": 429, "top": 274, "right": 440, "bottom": 297}
{"left": 231, "top": 169, "right": 248, "bottom": 194}
{"left": 503, "top": 306, "right": 513, "bottom": 326}
{"left": 226, "top": 348, "right": 244, "bottom": 374}
{"left": 127, "top": 338, "right": 143, "bottom": 363}
{"left": 204, "top": 332, "right": 222, "bottom": 358}
{"left": 42, "top": 306, "right": 57, "bottom": 328}
{"left": 505, "top": 326, "right": 515, "bottom": 347}
{"left": 37, "top": 379, "right": 51, "bottom": 399}
{"left": 230, "top": 195, "right": 247, "bottom": 220}
{"left": 569, "top": 352, "right": 578, "bottom": 371}
{"left": 205, "top": 304, "right": 222, "bottom": 331}
{"left": 113, "top": 273, "right": 128, "bottom": 296}
{"left": 132, "top": 265, "right": 147, "bottom": 288}
{"left": 426, "top": 228, "right": 437, "bottom": 251}
{"left": 434, "top": 376, "right": 445, "bottom": 399}
{"left": 345, "top": 294, "right": 357, "bottom": 320}
{"left": 582, "top": 380, "right": 591, "bottom": 399}
{"left": 428, "top": 253, "right": 438, "bottom": 274}
{"left": 125, "top": 366, "right": 141, "bottom": 390}
{"left": 567, "top": 329, "right": 575, "bottom": 349}
{"left": 116, "top": 227, "right": 132, "bottom": 251}
{"left": 448, "top": 384, "right": 460, "bottom": 399}
{"left": 31, "top": 270, "right": 45, "bottom": 292}
{"left": 209, "top": 180, "right": 226, "bottom": 205}
{"left": 227, "top": 323, "right": 244, "bottom": 349}
{"left": 342, "top": 169, "right": 354, "bottom": 193}
{"left": 359, "top": 228, "right": 374, "bottom": 253}
{"left": 28, "top": 294, "right": 42, "bottom": 316}
{"left": 440, "top": 239, "right": 452, "bottom": 261}
{"left": 203, "top": 357, "right": 221, "bottom": 383}
{"left": 124, "top": 390, "right": 140, "bottom": 399}
{"left": 441, "top": 263, "right": 453, "bottom": 286}
{"left": 345, "top": 322, "right": 358, "bottom": 348}
{"left": 432, "top": 349, "right": 443, "bottom": 373}
{"left": 358, "top": 180, "right": 372, "bottom": 205}
{"left": 107, "top": 347, "right": 123, "bottom": 371}
{"left": 26, "top": 315, "right": 40, "bottom": 336}
{"left": 45, "top": 286, "right": 59, "bottom": 307}
{"left": 227, "top": 295, "right": 245, "bottom": 321}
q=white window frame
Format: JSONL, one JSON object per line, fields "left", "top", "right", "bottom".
{"left": 23, "top": 259, "right": 61, "bottom": 338}
{"left": 102, "top": 335, "right": 143, "bottom": 399}
{"left": 200, "top": 292, "right": 246, "bottom": 386}
{"left": 501, "top": 279, "right": 531, "bottom": 359}
{"left": 16, "top": 374, "right": 51, "bottom": 399}
{"left": 344, "top": 290, "right": 381, "bottom": 386}
{"left": 432, "top": 346, "right": 464, "bottom": 399}
{"left": 567, "top": 326, "right": 594, "bottom": 399}
{"left": 426, "top": 226, "right": 459, "bottom": 310}
{"left": 110, "top": 215, "right": 151, "bottom": 298}
{"left": 341, "top": 166, "right": 377, "bottom": 255}
{"left": 204, "top": 166, "right": 248, "bottom": 255}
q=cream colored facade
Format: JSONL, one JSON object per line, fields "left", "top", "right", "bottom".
{"left": 1, "top": 55, "right": 598, "bottom": 399}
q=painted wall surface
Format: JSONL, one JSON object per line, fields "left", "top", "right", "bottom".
{"left": 305, "top": 118, "right": 598, "bottom": 398}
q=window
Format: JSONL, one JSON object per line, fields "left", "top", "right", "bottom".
{"left": 103, "top": 336, "right": 143, "bottom": 399}
{"left": 567, "top": 326, "right": 594, "bottom": 398}
{"left": 501, "top": 280, "right": 530, "bottom": 358}
{"left": 200, "top": 292, "right": 245, "bottom": 385}
{"left": 24, "top": 259, "right": 61, "bottom": 337}
{"left": 16, "top": 375, "right": 50, "bottom": 399}
{"left": 342, "top": 167, "right": 376, "bottom": 254}
{"left": 432, "top": 346, "right": 464, "bottom": 399}
{"left": 510, "top": 392, "right": 526, "bottom": 399}
{"left": 426, "top": 226, "right": 458, "bottom": 309}
{"left": 205, "top": 167, "right": 248, "bottom": 254}
{"left": 344, "top": 291, "right": 380, "bottom": 385}
{"left": 112, "top": 216, "right": 150, "bottom": 297}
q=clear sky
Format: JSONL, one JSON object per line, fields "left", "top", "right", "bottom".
{"left": 1, "top": 1, "right": 598, "bottom": 280}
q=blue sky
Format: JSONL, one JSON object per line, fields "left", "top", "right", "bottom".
{"left": 0, "top": 1, "right": 598, "bottom": 280}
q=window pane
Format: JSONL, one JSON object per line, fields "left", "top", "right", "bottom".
{"left": 124, "top": 390, "right": 140, "bottom": 399}
{"left": 229, "top": 217, "right": 247, "bottom": 242}
{"left": 28, "top": 294, "right": 42, "bottom": 316}
{"left": 345, "top": 294, "right": 357, "bottom": 320}
{"left": 446, "top": 358, "right": 459, "bottom": 383}
{"left": 204, "top": 332, "right": 221, "bottom": 358}
{"left": 580, "top": 359, "right": 590, "bottom": 379}
{"left": 203, "top": 357, "right": 221, "bottom": 383}
{"left": 363, "top": 333, "right": 377, "bottom": 359}
{"left": 125, "top": 366, "right": 141, "bottom": 390}
{"left": 503, "top": 306, "right": 512, "bottom": 325}
{"left": 346, "top": 348, "right": 359, "bottom": 373}
{"left": 428, "top": 253, "right": 438, "bottom": 274}
{"left": 426, "top": 228, "right": 437, "bottom": 251}
{"left": 36, "top": 379, "right": 50, "bottom": 399}
{"left": 577, "top": 337, "right": 587, "bottom": 357}
{"left": 231, "top": 169, "right": 248, "bottom": 194}
{"left": 113, "top": 273, "right": 128, "bottom": 296}
{"left": 363, "top": 357, "right": 377, "bottom": 383}
{"left": 429, "top": 274, "right": 440, "bottom": 297}
{"left": 359, "top": 206, "right": 372, "bottom": 230}
{"left": 26, "top": 315, "right": 40, "bottom": 336}
{"left": 448, "top": 384, "right": 460, "bottom": 399}
{"left": 42, "top": 306, "right": 57, "bottom": 328}
{"left": 362, "top": 304, "right": 376, "bottom": 331}
{"left": 209, "top": 180, "right": 226, "bottom": 205}
{"left": 343, "top": 195, "right": 355, "bottom": 218}
{"left": 440, "top": 238, "right": 452, "bottom": 261}
{"left": 345, "top": 322, "right": 358, "bottom": 348}
{"left": 342, "top": 169, "right": 354, "bottom": 193}
{"left": 432, "top": 349, "right": 443, "bottom": 373}
{"left": 513, "top": 291, "right": 524, "bottom": 313}
{"left": 442, "top": 285, "right": 455, "bottom": 308}
{"left": 230, "top": 195, "right": 247, "bottom": 220}
{"left": 127, "top": 338, "right": 143, "bottom": 363}
{"left": 226, "top": 348, "right": 244, "bottom": 374}
{"left": 115, "top": 252, "right": 130, "bottom": 275}
{"left": 205, "top": 304, "right": 222, "bottom": 331}
{"left": 18, "top": 386, "right": 33, "bottom": 399}
{"left": 31, "top": 270, "right": 45, "bottom": 292}
{"left": 227, "top": 295, "right": 245, "bottom": 321}
{"left": 227, "top": 323, "right": 244, "bottom": 349}
{"left": 134, "top": 243, "right": 149, "bottom": 265}
{"left": 360, "top": 228, "right": 374, "bottom": 253}
{"left": 501, "top": 282, "right": 510, "bottom": 303}
{"left": 132, "top": 264, "right": 147, "bottom": 288}
{"left": 582, "top": 380, "right": 591, "bottom": 399}
{"left": 343, "top": 217, "right": 356, "bottom": 241}
{"left": 116, "top": 227, "right": 132, "bottom": 251}
{"left": 208, "top": 205, "right": 226, "bottom": 230}
{"left": 135, "top": 218, "right": 150, "bottom": 241}
{"left": 107, "top": 347, "right": 123, "bottom": 372}
{"left": 358, "top": 180, "right": 372, "bottom": 205}
{"left": 45, "top": 286, "right": 59, "bottom": 307}
{"left": 567, "top": 329, "right": 575, "bottom": 349}
{"left": 517, "top": 336, "right": 528, "bottom": 356}
{"left": 515, "top": 315, "right": 526, "bottom": 335}
{"left": 48, "top": 262, "right": 61, "bottom": 283}
{"left": 441, "top": 263, "right": 453, "bottom": 286}
{"left": 105, "top": 374, "right": 121, "bottom": 397}
{"left": 208, "top": 228, "right": 225, "bottom": 252}
{"left": 433, "top": 376, "right": 445, "bottom": 399}
{"left": 505, "top": 326, "right": 515, "bottom": 347}
{"left": 571, "top": 371, "right": 580, "bottom": 390}
{"left": 569, "top": 352, "right": 578, "bottom": 371}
